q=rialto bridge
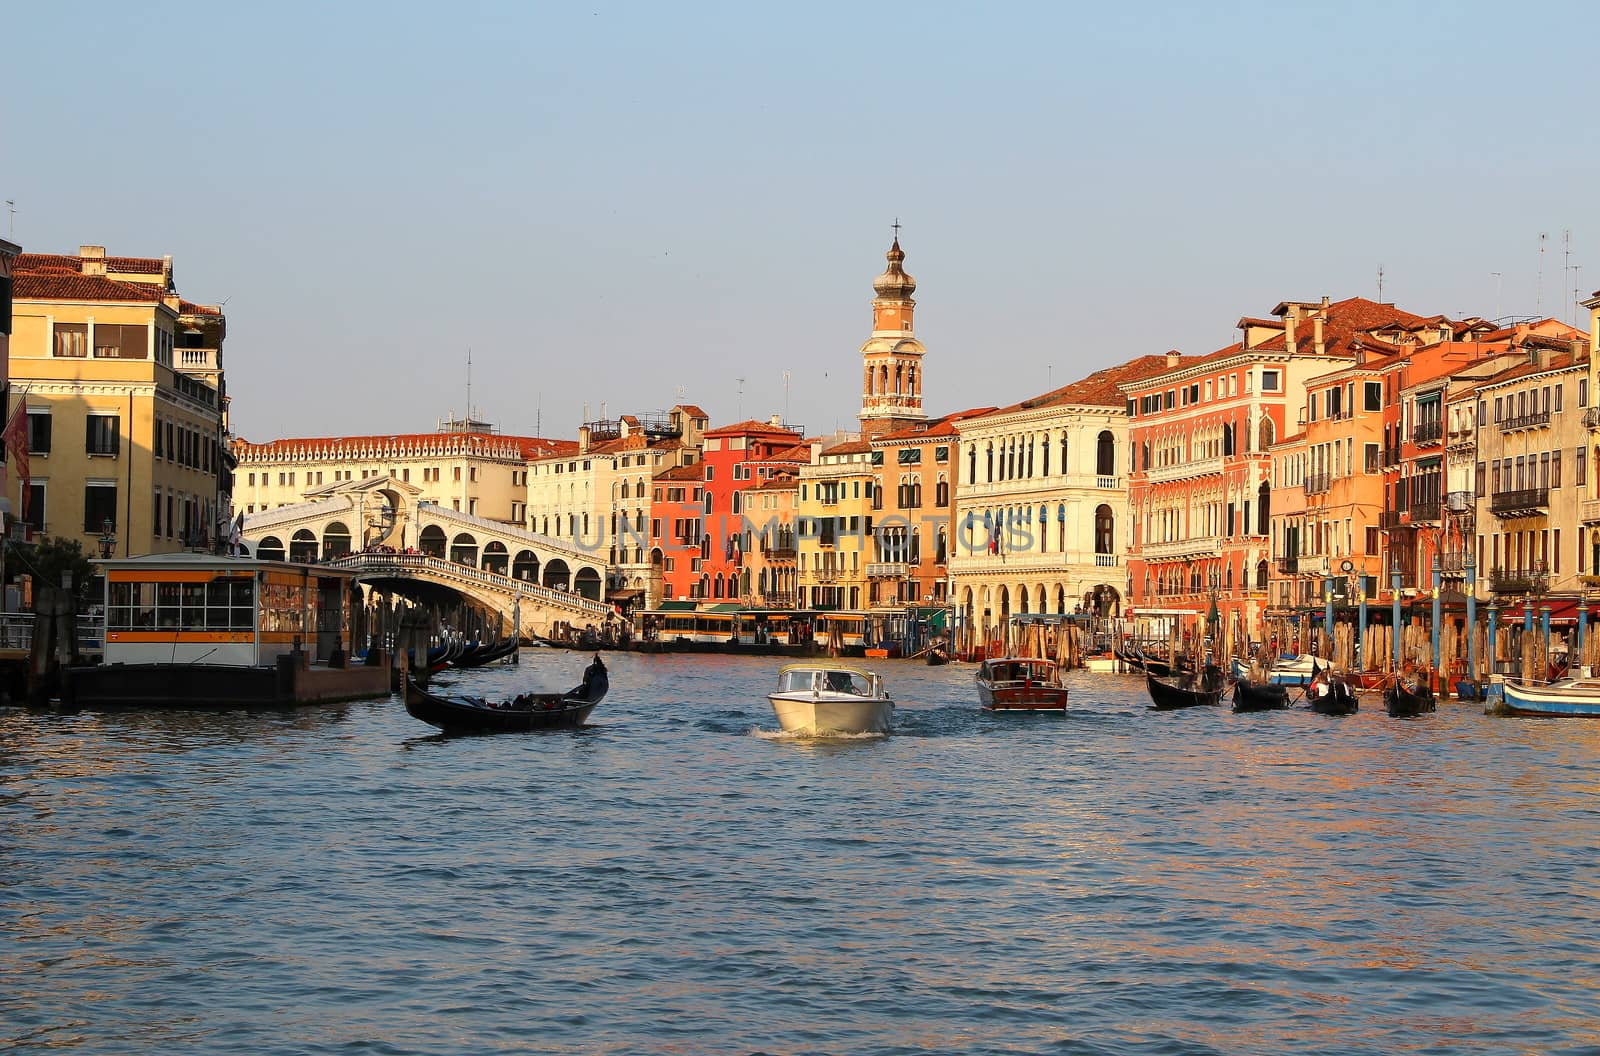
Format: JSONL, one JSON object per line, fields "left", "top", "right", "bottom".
{"left": 240, "top": 476, "right": 611, "bottom": 630}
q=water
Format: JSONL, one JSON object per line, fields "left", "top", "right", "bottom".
{"left": 3, "top": 653, "right": 1599, "bottom": 1055}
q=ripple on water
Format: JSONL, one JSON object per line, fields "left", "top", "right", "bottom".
{"left": 2, "top": 654, "right": 1599, "bottom": 1055}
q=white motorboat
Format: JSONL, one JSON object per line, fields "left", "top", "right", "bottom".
{"left": 1230, "top": 653, "right": 1321, "bottom": 686}
{"left": 767, "top": 663, "right": 893, "bottom": 735}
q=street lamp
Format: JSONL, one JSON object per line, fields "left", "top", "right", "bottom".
{"left": 98, "top": 518, "right": 116, "bottom": 560}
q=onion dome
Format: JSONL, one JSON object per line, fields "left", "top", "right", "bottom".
{"left": 873, "top": 239, "right": 917, "bottom": 298}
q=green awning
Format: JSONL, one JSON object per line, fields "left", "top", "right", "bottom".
{"left": 706, "top": 603, "right": 743, "bottom": 612}
{"left": 657, "top": 601, "right": 698, "bottom": 611}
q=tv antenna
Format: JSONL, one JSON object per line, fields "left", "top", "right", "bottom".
{"left": 3, "top": 200, "right": 13, "bottom": 236}
{"left": 1536, "top": 232, "right": 1548, "bottom": 312}
{"left": 1376, "top": 265, "right": 1385, "bottom": 303}
{"left": 466, "top": 347, "right": 472, "bottom": 422}
{"left": 736, "top": 376, "right": 746, "bottom": 418}
{"left": 782, "top": 370, "right": 791, "bottom": 425}
{"left": 1491, "top": 272, "right": 1503, "bottom": 321}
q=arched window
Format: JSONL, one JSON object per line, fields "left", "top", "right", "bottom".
{"left": 967, "top": 445, "right": 976, "bottom": 485}
{"left": 986, "top": 444, "right": 994, "bottom": 482}
{"left": 1258, "top": 415, "right": 1275, "bottom": 451}
{"left": 1094, "top": 504, "right": 1114, "bottom": 555}
{"left": 703, "top": 493, "right": 713, "bottom": 515}
{"left": 935, "top": 474, "right": 949, "bottom": 507}
{"left": 1256, "top": 560, "right": 1269, "bottom": 592}
{"left": 1096, "top": 431, "right": 1116, "bottom": 476}
{"left": 1257, "top": 481, "right": 1271, "bottom": 535}
{"left": 1060, "top": 432, "right": 1069, "bottom": 474}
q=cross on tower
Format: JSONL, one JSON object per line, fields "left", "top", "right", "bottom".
{"left": 891, "top": 217, "right": 901, "bottom": 240}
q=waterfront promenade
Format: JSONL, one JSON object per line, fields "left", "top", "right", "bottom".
{"left": 3, "top": 654, "right": 1597, "bottom": 1055}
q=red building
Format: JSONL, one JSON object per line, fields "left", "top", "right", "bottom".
{"left": 696, "top": 418, "right": 807, "bottom": 602}
{"left": 650, "top": 463, "right": 706, "bottom": 603}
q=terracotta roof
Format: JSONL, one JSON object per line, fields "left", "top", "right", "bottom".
{"left": 703, "top": 418, "right": 804, "bottom": 439}
{"left": 822, "top": 439, "right": 873, "bottom": 456}
{"left": 1477, "top": 350, "right": 1578, "bottom": 386}
{"left": 749, "top": 474, "right": 799, "bottom": 491}
{"left": 179, "top": 300, "right": 223, "bottom": 316}
{"left": 590, "top": 434, "right": 681, "bottom": 456}
{"left": 992, "top": 354, "right": 1183, "bottom": 413}
{"left": 234, "top": 432, "right": 575, "bottom": 461}
{"left": 654, "top": 464, "right": 704, "bottom": 482}
{"left": 875, "top": 407, "right": 996, "bottom": 442}
{"left": 762, "top": 443, "right": 814, "bottom": 463}
{"left": 675, "top": 405, "right": 709, "bottom": 419}
{"left": 16, "top": 252, "right": 167, "bottom": 277}
{"left": 1237, "top": 316, "right": 1284, "bottom": 329}
{"left": 13, "top": 271, "right": 166, "bottom": 303}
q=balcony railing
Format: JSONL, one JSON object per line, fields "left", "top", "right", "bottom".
{"left": 1303, "top": 473, "right": 1331, "bottom": 495}
{"left": 1096, "top": 476, "right": 1121, "bottom": 489}
{"left": 1408, "top": 500, "right": 1441, "bottom": 523}
{"left": 761, "top": 546, "right": 797, "bottom": 559}
{"left": 1094, "top": 554, "right": 1119, "bottom": 567}
{"left": 1378, "top": 510, "right": 1406, "bottom": 530}
{"left": 1585, "top": 407, "right": 1600, "bottom": 429}
{"left": 1445, "top": 490, "right": 1473, "bottom": 513}
{"left": 1277, "top": 555, "right": 1300, "bottom": 574}
{"left": 1138, "top": 535, "right": 1224, "bottom": 561}
{"left": 1488, "top": 566, "right": 1549, "bottom": 594}
{"left": 1412, "top": 421, "right": 1444, "bottom": 446}
{"left": 1583, "top": 499, "right": 1600, "bottom": 525}
{"left": 1490, "top": 488, "right": 1550, "bottom": 516}
{"left": 1501, "top": 410, "right": 1551, "bottom": 432}
{"left": 866, "top": 562, "right": 910, "bottom": 578}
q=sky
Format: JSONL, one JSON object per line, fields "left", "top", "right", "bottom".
{"left": 3, "top": 1, "right": 1595, "bottom": 443}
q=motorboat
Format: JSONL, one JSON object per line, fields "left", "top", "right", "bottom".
{"left": 1230, "top": 654, "right": 1320, "bottom": 686}
{"left": 767, "top": 663, "right": 893, "bottom": 735}
{"left": 1491, "top": 675, "right": 1600, "bottom": 717}
{"left": 976, "top": 657, "right": 1069, "bottom": 713}
{"left": 404, "top": 655, "right": 608, "bottom": 734}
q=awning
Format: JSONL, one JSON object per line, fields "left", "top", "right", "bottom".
{"left": 1494, "top": 599, "right": 1585, "bottom": 624}
{"left": 656, "top": 600, "right": 698, "bottom": 611}
{"left": 606, "top": 589, "right": 644, "bottom": 601}
{"left": 705, "top": 603, "right": 742, "bottom": 613}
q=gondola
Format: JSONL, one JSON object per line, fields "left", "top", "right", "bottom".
{"left": 1231, "top": 679, "right": 1288, "bottom": 712}
{"left": 1384, "top": 676, "right": 1436, "bottom": 718}
{"left": 1146, "top": 666, "right": 1224, "bottom": 710}
{"left": 1307, "top": 675, "right": 1359, "bottom": 715}
{"left": 451, "top": 636, "right": 520, "bottom": 669}
{"left": 404, "top": 655, "right": 609, "bottom": 734}
{"left": 428, "top": 639, "right": 469, "bottom": 674}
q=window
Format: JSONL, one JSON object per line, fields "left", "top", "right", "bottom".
{"left": 53, "top": 323, "right": 88, "bottom": 358}
{"left": 1365, "top": 443, "right": 1380, "bottom": 474}
{"left": 1578, "top": 448, "right": 1588, "bottom": 487}
{"left": 27, "top": 410, "right": 51, "bottom": 454}
{"left": 153, "top": 489, "right": 162, "bottom": 535}
{"left": 1365, "top": 382, "right": 1382, "bottom": 411}
{"left": 93, "top": 323, "right": 148, "bottom": 359}
{"left": 1582, "top": 378, "right": 1590, "bottom": 407}
{"left": 23, "top": 482, "right": 46, "bottom": 531}
{"left": 1261, "top": 370, "right": 1281, "bottom": 392}
{"left": 86, "top": 414, "right": 120, "bottom": 456}
{"left": 83, "top": 483, "right": 117, "bottom": 533}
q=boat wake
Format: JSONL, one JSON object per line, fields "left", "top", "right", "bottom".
{"left": 749, "top": 727, "right": 888, "bottom": 742}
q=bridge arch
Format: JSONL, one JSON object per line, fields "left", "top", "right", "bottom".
{"left": 322, "top": 521, "right": 353, "bottom": 560}
{"left": 290, "top": 529, "right": 318, "bottom": 563}
{"left": 450, "top": 533, "right": 478, "bottom": 567}
{"left": 419, "top": 525, "right": 446, "bottom": 558}
{"left": 258, "top": 535, "right": 285, "bottom": 561}
{"left": 512, "top": 549, "right": 539, "bottom": 581}
{"left": 543, "top": 558, "right": 571, "bottom": 591}
{"left": 574, "top": 567, "right": 602, "bottom": 601}
{"left": 482, "top": 541, "right": 509, "bottom": 575}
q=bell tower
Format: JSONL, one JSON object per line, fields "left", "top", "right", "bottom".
{"left": 858, "top": 227, "right": 927, "bottom": 438}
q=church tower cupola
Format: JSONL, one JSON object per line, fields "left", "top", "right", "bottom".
{"left": 858, "top": 225, "right": 928, "bottom": 438}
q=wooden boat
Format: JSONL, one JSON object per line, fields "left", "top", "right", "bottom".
{"left": 1230, "top": 654, "right": 1320, "bottom": 687}
{"left": 451, "top": 636, "right": 519, "bottom": 669}
{"left": 925, "top": 641, "right": 950, "bottom": 666}
{"left": 976, "top": 657, "right": 1069, "bottom": 713}
{"left": 1146, "top": 666, "right": 1223, "bottom": 710}
{"left": 404, "top": 655, "right": 608, "bottom": 734}
{"left": 1492, "top": 676, "right": 1600, "bottom": 717}
{"left": 767, "top": 663, "right": 893, "bottom": 735}
{"left": 1384, "top": 676, "right": 1436, "bottom": 717}
{"left": 1231, "top": 679, "right": 1288, "bottom": 712}
{"left": 1306, "top": 670, "right": 1359, "bottom": 715}
{"left": 427, "top": 639, "right": 469, "bottom": 674}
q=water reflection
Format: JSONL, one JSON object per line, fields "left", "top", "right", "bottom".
{"left": 3, "top": 655, "right": 1599, "bottom": 1054}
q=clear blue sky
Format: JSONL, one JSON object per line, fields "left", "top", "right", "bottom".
{"left": 4, "top": 1, "right": 1594, "bottom": 442}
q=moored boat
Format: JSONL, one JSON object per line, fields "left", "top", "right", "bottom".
{"left": 976, "top": 657, "right": 1069, "bottom": 713}
{"left": 452, "top": 636, "right": 519, "bottom": 669}
{"left": 1384, "top": 676, "right": 1436, "bottom": 717}
{"left": 767, "top": 663, "right": 893, "bottom": 735}
{"left": 1230, "top": 654, "right": 1320, "bottom": 687}
{"left": 404, "top": 655, "right": 608, "bottom": 734}
{"left": 1490, "top": 675, "right": 1600, "bottom": 717}
{"left": 1146, "top": 666, "right": 1224, "bottom": 710}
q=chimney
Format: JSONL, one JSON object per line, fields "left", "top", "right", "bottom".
{"left": 1312, "top": 315, "right": 1325, "bottom": 356}
{"left": 1165, "top": 349, "right": 1181, "bottom": 368}
{"left": 1320, "top": 295, "right": 1330, "bottom": 310}
{"left": 1285, "top": 314, "right": 1298, "bottom": 355}
{"left": 79, "top": 244, "right": 107, "bottom": 277}
{"left": 578, "top": 425, "right": 591, "bottom": 453}
{"left": 769, "top": 414, "right": 783, "bottom": 427}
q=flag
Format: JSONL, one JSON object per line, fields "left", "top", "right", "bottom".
{"left": 2, "top": 396, "right": 29, "bottom": 522}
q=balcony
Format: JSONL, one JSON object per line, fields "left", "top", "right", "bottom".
{"left": 176, "top": 347, "right": 221, "bottom": 372}
{"left": 1378, "top": 510, "right": 1408, "bottom": 530}
{"left": 1585, "top": 407, "right": 1600, "bottom": 429}
{"left": 1488, "top": 566, "right": 1549, "bottom": 594}
{"left": 1138, "top": 535, "right": 1223, "bottom": 561}
{"left": 1584, "top": 499, "right": 1600, "bottom": 525}
{"left": 1446, "top": 429, "right": 1476, "bottom": 454}
{"left": 1407, "top": 500, "right": 1441, "bottom": 523}
{"left": 1501, "top": 410, "right": 1551, "bottom": 432}
{"left": 1490, "top": 488, "right": 1550, "bottom": 517}
{"left": 761, "top": 546, "right": 797, "bottom": 560}
{"left": 1094, "top": 554, "right": 1119, "bottom": 567}
{"left": 866, "top": 562, "right": 909, "bottom": 578}
{"left": 1277, "top": 555, "right": 1301, "bottom": 574}
{"left": 1303, "top": 473, "right": 1331, "bottom": 495}
{"left": 1096, "top": 476, "right": 1122, "bottom": 489}
{"left": 1411, "top": 420, "right": 1444, "bottom": 446}
{"left": 1380, "top": 447, "right": 1401, "bottom": 469}
{"left": 1439, "top": 552, "right": 1470, "bottom": 574}
{"left": 1144, "top": 456, "right": 1225, "bottom": 485}
{"left": 1445, "top": 490, "right": 1473, "bottom": 514}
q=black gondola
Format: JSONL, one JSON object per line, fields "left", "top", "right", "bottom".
{"left": 925, "top": 645, "right": 949, "bottom": 666}
{"left": 1146, "top": 665, "right": 1224, "bottom": 710}
{"left": 428, "top": 639, "right": 469, "bottom": 674}
{"left": 1231, "top": 679, "right": 1289, "bottom": 712}
{"left": 1307, "top": 674, "right": 1359, "bottom": 715}
{"left": 452, "top": 636, "right": 520, "bottom": 669}
{"left": 404, "top": 656, "right": 609, "bottom": 734}
{"left": 1385, "top": 677, "right": 1436, "bottom": 718}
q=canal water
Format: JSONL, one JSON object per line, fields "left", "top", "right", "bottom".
{"left": 2, "top": 653, "right": 1598, "bottom": 1055}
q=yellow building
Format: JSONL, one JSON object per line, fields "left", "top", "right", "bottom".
{"left": 796, "top": 439, "right": 874, "bottom": 610}
{"left": 232, "top": 416, "right": 575, "bottom": 531}
{"left": 745, "top": 471, "right": 800, "bottom": 608}
{"left": 9, "top": 246, "right": 229, "bottom": 557}
{"left": 0, "top": 236, "right": 19, "bottom": 515}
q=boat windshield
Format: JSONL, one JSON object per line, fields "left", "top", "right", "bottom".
{"left": 779, "top": 669, "right": 874, "bottom": 695}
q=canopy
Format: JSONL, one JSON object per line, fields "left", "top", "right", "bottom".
{"left": 1494, "top": 599, "right": 1584, "bottom": 624}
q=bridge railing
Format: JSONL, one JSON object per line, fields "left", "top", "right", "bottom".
{"left": 325, "top": 553, "right": 611, "bottom": 618}
{"left": 416, "top": 503, "right": 588, "bottom": 558}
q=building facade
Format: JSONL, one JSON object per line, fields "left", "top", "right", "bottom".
{"left": 858, "top": 238, "right": 926, "bottom": 439}
{"left": 796, "top": 440, "right": 874, "bottom": 610}
{"left": 696, "top": 418, "right": 806, "bottom": 603}
{"left": 9, "top": 246, "right": 230, "bottom": 557}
